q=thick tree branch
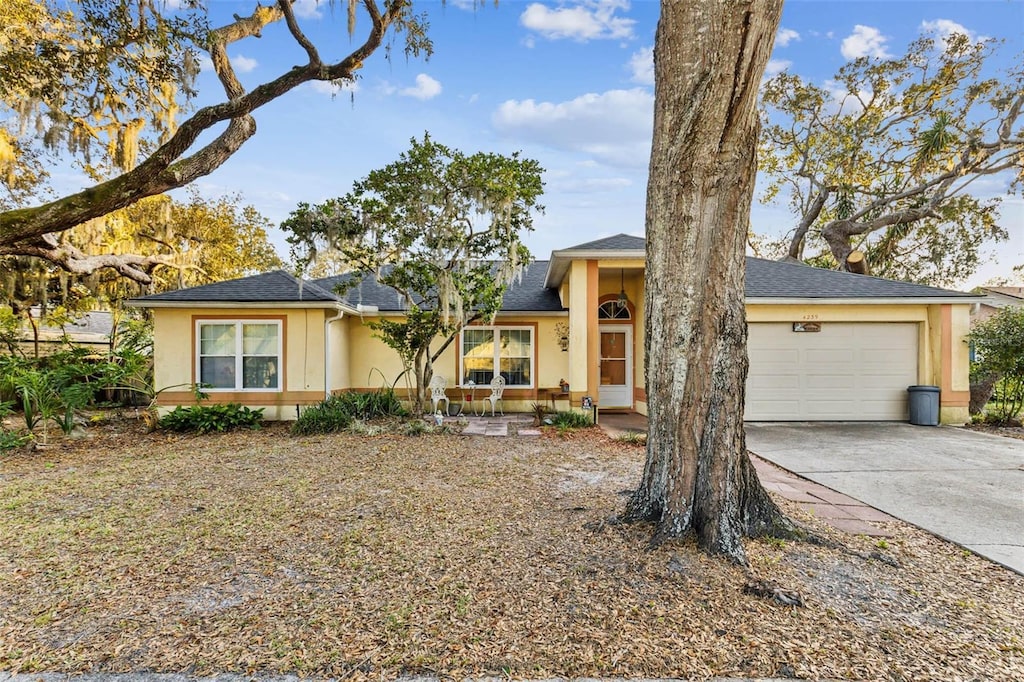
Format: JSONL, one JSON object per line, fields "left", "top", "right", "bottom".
{"left": 1, "top": 234, "right": 181, "bottom": 281}
{"left": 787, "top": 189, "right": 828, "bottom": 260}
{"left": 0, "top": 0, "right": 407, "bottom": 283}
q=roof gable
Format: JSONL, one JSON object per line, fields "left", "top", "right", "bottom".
{"left": 561, "top": 233, "right": 646, "bottom": 252}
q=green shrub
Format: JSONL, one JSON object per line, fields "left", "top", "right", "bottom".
{"left": 292, "top": 396, "right": 354, "bottom": 435}
{"left": 331, "top": 388, "right": 407, "bottom": 420}
{"left": 0, "top": 400, "right": 31, "bottom": 453}
{"left": 968, "top": 307, "right": 1024, "bottom": 425}
{"left": 159, "top": 403, "right": 264, "bottom": 434}
{"left": 291, "top": 389, "right": 407, "bottom": 436}
{"left": 549, "top": 410, "right": 594, "bottom": 429}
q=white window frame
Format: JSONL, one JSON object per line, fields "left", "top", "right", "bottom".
{"left": 195, "top": 319, "right": 283, "bottom": 392}
{"left": 459, "top": 325, "right": 534, "bottom": 388}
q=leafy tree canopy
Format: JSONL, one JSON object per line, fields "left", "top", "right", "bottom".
{"left": 968, "top": 306, "right": 1024, "bottom": 424}
{"left": 283, "top": 133, "right": 544, "bottom": 412}
{"left": 2, "top": 191, "right": 282, "bottom": 334}
{"left": 0, "top": 0, "right": 429, "bottom": 282}
{"left": 757, "top": 30, "right": 1022, "bottom": 286}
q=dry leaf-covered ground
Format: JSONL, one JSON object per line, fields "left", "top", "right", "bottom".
{"left": 1, "top": 419, "right": 1022, "bottom": 680}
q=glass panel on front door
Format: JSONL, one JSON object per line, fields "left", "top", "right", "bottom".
{"left": 600, "top": 332, "right": 627, "bottom": 386}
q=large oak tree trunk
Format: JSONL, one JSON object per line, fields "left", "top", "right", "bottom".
{"left": 626, "top": 0, "right": 795, "bottom": 564}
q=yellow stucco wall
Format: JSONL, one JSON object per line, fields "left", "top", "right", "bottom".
{"left": 148, "top": 291, "right": 972, "bottom": 424}
{"left": 343, "top": 314, "right": 571, "bottom": 412}
{"left": 152, "top": 307, "right": 332, "bottom": 419}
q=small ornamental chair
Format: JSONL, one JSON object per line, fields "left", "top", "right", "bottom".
{"left": 428, "top": 375, "right": 449, "bottom": 416}
{"left": 485, "top": 375, "right": 506, "bottom": 416}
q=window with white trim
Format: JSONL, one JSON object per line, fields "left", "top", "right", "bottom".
{"left": 460, "top": 326, "right": 533, "bottom": 387}
{"left": 197, "top": 320, "right": 281, "bottom": 391}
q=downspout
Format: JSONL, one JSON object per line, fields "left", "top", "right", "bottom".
{"left": 324, "top": 309, "right": 345, "bottom": 400}
{"left": 324, "top": 304, "right": 377, "bottom": 400}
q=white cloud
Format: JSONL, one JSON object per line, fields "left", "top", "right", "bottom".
{"left": 492, "top": 88, "right": 654, "bottom": 167}
{"left": 920, "top": 19, "right": 987, "bottom": 50}
{"left": 776, "top": 27, "right": 800, "bottom": 47}
{"left": 628, "top": 46, "right": 653, "bottom": 86}
{"left": 399, "top": 74, "right": 442, "bottom": 100}
{"left": 520, "top": 0, "right": 635, "bottom": 42}
{"left": 549, "top": 176, "right": 633, "bottom": 194}
{"left": 293, "top": 0, "right": 323, "bottom": 20}
{"left": 841, "top": 25, "right": 891, "bottom": 60}
{"left": 195, "top": 53, "right": 258, "bottom": 74}
{"left": 764, "top": 59, "right": 791, "bottom": 78}
{"left": 309, "top": 79, "right": 360, "bottom": 96}
{"left": 230, "top": 54, "right": 258, "bottom": 73}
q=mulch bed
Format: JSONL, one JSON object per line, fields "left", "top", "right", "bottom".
{"left": 960, "top": 423, "right": 1024, "bottom": 441}
{"left": 1, "top": 417, "right": 1022, "bottom": 680}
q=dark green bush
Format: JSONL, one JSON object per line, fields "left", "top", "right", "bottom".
{"left": 968, "top": 307, "right": 1024, "bottom": 425}
{"left": 331, "top": 388, "right": 407, "bottom": 419}
{"left": 291, "top": 389, "right": 407, "bottom": 436}
{"left": 292, "top": 396, "right": 354, "bottom": 435}
{"left": 549, "top": 410, "right": 594, "bottom": 429}
{"left": 159, "top": 403, "right": 264, "bottom": 434}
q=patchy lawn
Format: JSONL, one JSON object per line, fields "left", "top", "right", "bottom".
{"left": 1, "top": 420, "right": 1022, "bottom": 680}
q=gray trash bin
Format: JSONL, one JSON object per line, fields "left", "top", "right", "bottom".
{"left": 907, "top": 385, "right": 940, "bottom": 426}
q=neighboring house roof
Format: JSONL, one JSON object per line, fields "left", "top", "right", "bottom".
{"left": 20, "top": 307, "right": 114, "bottom": 344}
{"left": 978, "top": 286, "right": 1024, "bottom": 308}
{"left": 129, "top": 270, "right": 346, "bottom": 308}
{"left": 128, "top": 236, "right": 978, "bottom": 310}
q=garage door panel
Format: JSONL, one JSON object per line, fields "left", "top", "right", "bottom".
{"left": 806, "top": 349, "right": 856, "bottom": 362}
{"left": 746, "top": 322, "right": 917, "bottom": 421}
{"left": 805, "top": 374, "right": 856, "bottom": 389}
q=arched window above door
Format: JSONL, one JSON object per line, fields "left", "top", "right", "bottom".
{"left": 598, "top": 300, "right": 632, "bottom": 320}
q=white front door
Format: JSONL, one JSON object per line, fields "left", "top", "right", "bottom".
{"left": 599, "top": 325, "right": 632, "bottom": 408}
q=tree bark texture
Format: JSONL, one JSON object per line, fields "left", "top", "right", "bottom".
{"left": 626, "top": 0, "right": 793, "bottom": 564}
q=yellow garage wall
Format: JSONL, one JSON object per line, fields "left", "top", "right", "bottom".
{"left": 746, "top": 302, "right": 971, "bottom": 424}
{"left": 152, "top": 307, "right": 333, "bottom": 418}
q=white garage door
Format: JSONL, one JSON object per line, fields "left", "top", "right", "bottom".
{"left": 746, "top": 322, "right": 919, "bottom": 421}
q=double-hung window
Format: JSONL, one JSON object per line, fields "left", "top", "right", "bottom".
{"left": 197, "top": 320, "right": 282, "bottom": 391}
{"left": 460, "top": 326, "right": 533, "bottom": 387}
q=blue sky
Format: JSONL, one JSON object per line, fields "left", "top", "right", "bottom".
{"left": 171, "top": 0, "right": 1023, "bottom": 286}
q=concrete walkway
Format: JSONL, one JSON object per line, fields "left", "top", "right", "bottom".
{"left": 445, "top": 413, "right": 541, "bottom": 437}
{"left": 745, "top": 422, "right": 1024, "bottom": 574}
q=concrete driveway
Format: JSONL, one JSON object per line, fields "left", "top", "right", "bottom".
{"left": 745, "top": 423, "right": 1024, "bottom": 574}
